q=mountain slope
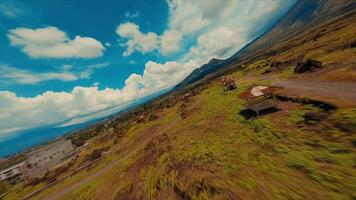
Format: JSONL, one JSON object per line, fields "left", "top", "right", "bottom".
{"left": 174, "top": 0, "right": 356, "bottom": 90}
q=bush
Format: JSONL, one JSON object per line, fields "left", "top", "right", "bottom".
{"left": 294, "top": 59, "right": 322, "bottom": 73}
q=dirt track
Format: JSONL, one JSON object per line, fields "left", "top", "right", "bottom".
{"left": 266, "top": 77, "right": 356, "bottom": 106}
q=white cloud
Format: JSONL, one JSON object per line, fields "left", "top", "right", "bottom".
{"left": 0, "top": 59, "right": 198, "bottom": 134}
{"left": 0, "top": 1, "right": 25, "bottom": 18}
{"left": 183, "top": 27, "right": 247, "bottom": 63}
{"left": 124, "top": 10, "right": 140, "bottom": 19}
{"left": 117, "top": 22, "right": 184, "bottom": 56}
{"left": 0, "top": 66, "right": 78, "bottom": 84}
{"left": 76, "top": 63, "right": 110, "bottom": 79}
{"left": 0, "top": 87, "right": 127, "bottom": 135}
{"left": 7, "top": 26, "right": 105, "bottom": 59}
{"left": 116, "top": 22, "right": 158, "bottom": 56}
{"left": 160, "top": 30, "right": 182, "bottom": 55}
{"left": 121, "top": 60, "right": 198, "bottom": 98}
{"left": 167, "top": 0, "right": 211, "bottom": 35}
{"left": 178, "top": 0, "right": 293, "bottom": 63}
{"left": 117, "top": 0, "right": 292, "bottom": 57}
{"left": 0, "top": 63, "right": 109, "bottom": 85}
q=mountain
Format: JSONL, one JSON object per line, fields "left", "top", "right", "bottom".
{"left": 174, "top": 0, "right": 356, "bottom": 90}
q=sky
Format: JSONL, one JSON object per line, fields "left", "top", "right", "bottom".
{"left": 0, "top": 0, "right": 297, "bottom": 155}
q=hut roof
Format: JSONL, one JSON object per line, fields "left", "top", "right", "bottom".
{"left": 239, "top": 85, "right": 283, "bottom": 99}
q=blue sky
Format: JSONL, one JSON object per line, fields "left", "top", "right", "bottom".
{"left": 0, "top": 0, "right": 297, "bottom": 149}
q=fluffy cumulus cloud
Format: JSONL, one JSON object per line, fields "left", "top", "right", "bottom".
{"left": 121, "top": 60, "right": 198, "bottom": 97}
{"left": 183, "top": 27, "right": 247, "bottom": 63}
{"left": 166, "top": 0, "right": 211, "bottom": 35}
{"left": 177, "top": 0, "right": 290, "bottom": 63}
{"left": 7, "top": 26, "right": 105, "bottom": 58}
{"left": 116, "top": 22, "right": 158, "bottom": 56}
{"left": 160, "top": 30, "right": 183, "bottom": 55}
{"left": 116, "top": 22, "right": 184, "bottom": 56}
{"left": 117, "top": 0, "right": 292, "bottom": 58}
{"left": 0, "top": 87, "right": 125, "bottom": 134}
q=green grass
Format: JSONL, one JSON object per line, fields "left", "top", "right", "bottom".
{"left": 3, "top": 71, "right": 356, "bottom": 200}
{"left": 280, "top": 67, "right": 296, "bottom": 79}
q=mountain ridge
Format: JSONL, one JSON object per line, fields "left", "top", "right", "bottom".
{"left": 174, "top": 0, "right": 356, "bottom": 91}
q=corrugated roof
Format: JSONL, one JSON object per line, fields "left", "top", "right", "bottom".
{"left": 240, "top": 85, "right": 283, "bottom": 99}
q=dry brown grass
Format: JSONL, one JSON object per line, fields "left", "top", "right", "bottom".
{"left": 323, "top": 66, "right": 356, "bottom": 81}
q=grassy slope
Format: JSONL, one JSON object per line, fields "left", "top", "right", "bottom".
{"left": 239, "top": 9, "right": 356, "bottom": 82}
{"left": 4, "top": 72, "right": 355, "bottom": 200}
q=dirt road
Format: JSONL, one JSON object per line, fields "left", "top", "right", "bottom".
{"left": 265, "top": 77, "right": 356, "bottom": 106}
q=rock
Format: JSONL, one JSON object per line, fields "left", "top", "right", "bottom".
{"left": 294, "top": 59, "right": 322, "bottom": 73}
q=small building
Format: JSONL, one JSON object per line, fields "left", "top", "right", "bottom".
{"left": 23, "top": 139, "right": 76, "bottom": 180}
{"left": 0, "top": 162, "right": 24, "bottom": 181}
{"left": 240, "top": 85, "right": 282, "bottom": 115}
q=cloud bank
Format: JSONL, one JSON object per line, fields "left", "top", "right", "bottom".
{"left": 0, "top": 59, "right": 197, "bottom": 135}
